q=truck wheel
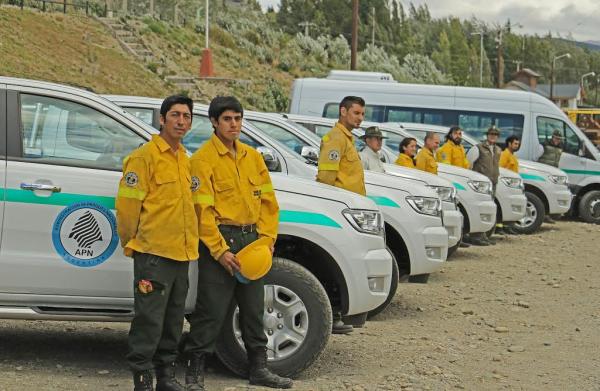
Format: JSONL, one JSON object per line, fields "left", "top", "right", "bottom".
{"left": 367, "top": 249, "right": 399, "bottom": 319}
{"left": 408, "top": 273, "right": 430, "bottom": 283}
{"left": 447, "top": 226, "right": 463, "bottom": 258}
{"left": 215, "top": 257, "right": 332, "bottom": 378}
{"left": 512, "top": 191, "right": 545, "bottom": 234}
{"left": 578, "top": 190, "right": 600, "bottom": 224}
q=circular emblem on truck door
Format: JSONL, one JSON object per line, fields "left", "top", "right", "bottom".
{"left": 52, "top": 201, "right": 118, "bottom": 267}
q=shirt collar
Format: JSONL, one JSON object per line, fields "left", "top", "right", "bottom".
{"left": 153, "top": 134, "right": 185, "bottom": 155}
{"left": 335, "top": 122, "right": 354, "bottom": 140}
{"left": 210, "top": 133, "right": 247, "bottom": 158}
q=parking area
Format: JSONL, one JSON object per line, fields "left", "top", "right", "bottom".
{"left": 1, "top": 219, "right": 598, "bottom": 391}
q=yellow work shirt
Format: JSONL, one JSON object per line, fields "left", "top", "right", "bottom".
{"left": 415, "top": 148, "right": 438, "bottom": 174}
{"left": 190, "top": 134, "right": 279, "bottom": 260}
{"left": 436, "top": 141, "right": 469, "bottom": 168}
{"left": 395, "top": 153, "right": 416, "bottom": 169}
{"left": 116, "top": 134, "right": 199, "bottom": 261}
{"left": 499, "top": 148, "right": 519, "bottom": 173}
{"left": 316, "top": 122, "right": 366, "bottom": 196}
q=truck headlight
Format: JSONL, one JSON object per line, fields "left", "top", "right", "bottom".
{"left": 548, "top": 175, "right": 568, "bottom": 185}
{"left": 428, "top": 185, "right": 456, "bottom": 203}
{"left": 342, "top": 209, "right": 384, "bottom": 236}
{"left": 406, "top": 196, "right": 442, "bottom": 217}
{"left": 500, "top": 177, "right": 524, "bottom": 189}
{"left": 467, "top": 180, "right": 492, "bottom": 195}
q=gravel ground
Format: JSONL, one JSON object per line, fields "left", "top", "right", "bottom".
{"left": 1, "top": 220, "right": 599, "bottom": 391}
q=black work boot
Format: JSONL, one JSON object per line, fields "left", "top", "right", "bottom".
{"left": 155, "top": 362, "right": 184, "bottom": 391}
{"left": 184, "top": 355, "right": 206, "bottom": 391}
{"left": 133, "top": 370, "right": 154, "bottom": 391}
{"left": 248, "top": 348, "right": 293, "bottom": 389}
{"left": 332, "top": 312, "right": 353, "bottom": 334}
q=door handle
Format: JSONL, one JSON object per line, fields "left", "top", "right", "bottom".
{"left": 20, "top": 183, "right": 62, "bottom": 193}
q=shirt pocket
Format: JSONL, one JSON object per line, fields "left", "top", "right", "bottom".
{"left": 154, "top": 171, "right": 180, "bottom": 200}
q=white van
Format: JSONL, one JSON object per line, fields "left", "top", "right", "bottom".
{"left": 399, "top": 122, "right": 573, "bottom": 234}
{"left": 290, "top": 71, "right": 600, "bottom": 224}
{"left": 0, "top": 77, "right": 393, "bottom": 378}
{"left": 283, "top": 114, "right": 502, "bottom": 242}
{"left": 106, "top": 96, "right": 448, "bottom": 304}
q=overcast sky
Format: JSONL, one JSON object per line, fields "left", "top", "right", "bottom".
{"left": 258, "top": 0, "right": 599, "bottom": 42}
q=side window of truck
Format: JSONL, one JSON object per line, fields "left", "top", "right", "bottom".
{"left": 536, "top": 116, "right": 580, "bottom": 156}
{"left": 19, "top": 94, "right": 145, "bottom": 170}
{"left": 123, "top": 107, "right": 154, "bottom": 126}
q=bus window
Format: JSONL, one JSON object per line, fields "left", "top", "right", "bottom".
{"left": 387, "top": 108, "right": 421, "bottom": 123}
{"left": 459, "top": 112, "right": 524, "bottom": 144}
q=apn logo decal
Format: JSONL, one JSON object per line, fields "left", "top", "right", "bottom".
{"left": 52, "top": 201, "right": 118, "bottom": 267}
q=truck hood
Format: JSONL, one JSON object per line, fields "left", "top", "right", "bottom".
{"left": 437, "top": 163, "right": 491, "bottom": 182}
{"left": 270, "top": 173, "right": 378, "bottom": 211}
{"left": 383, "top": 163, "right": 454, "bottom": 188}
{"left": 519, "top": 160, "right": 568, "bottom": 177}
{"left": 500, "top": 167, "right": 520, "bottom": 179}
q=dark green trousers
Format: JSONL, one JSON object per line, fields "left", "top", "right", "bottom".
{"left": 126, "top": 252, "right": 190, "bottom": 372}
{"left": 184, "top": 227, "right": 267, "bottom": 357}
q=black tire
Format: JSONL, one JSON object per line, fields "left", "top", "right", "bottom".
{"left": 408, "top": 273, "right": 430, "bottom": 283}
{"left": 215, "top": 257, "right": 332, "bottom": 378}
{"left": 367, "top": 249, "right": 399, "bottom": 319}
{"left": 577, "top": 190, "right": 600, "bottom": 224}
{"left": 512, "top": 191, "right": 545, "bottom": 234}
{"left": 447, "top": 225, "right": 463, "bottom": 258}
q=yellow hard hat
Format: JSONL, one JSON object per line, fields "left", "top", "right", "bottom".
{"left": 236, "top": 237, "right": 273, "bottom": 281}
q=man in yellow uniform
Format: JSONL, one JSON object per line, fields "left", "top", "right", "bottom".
{"left": 499, "top": 135, "right": 520, "bottom": 173}
{"left": 316, "top": 95, "right": 366, "bottom": 334}
{"left": 184, "top": 97, "right": 292, "bottom": 390}
{"left": 436, "top": 126, "right": 469, "bottom": 168}
{"left": 116, "top": 95, "right": 198, "bottom": 391}
{"left": 415, "top": 132, "right": 440, "bottom": 174}
{"left": 317, "top": 95, "right": 366, "bottom": 196}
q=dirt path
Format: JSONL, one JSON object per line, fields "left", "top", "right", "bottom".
{"left": 1, "top": 221, "right": 599, "bottom": 391}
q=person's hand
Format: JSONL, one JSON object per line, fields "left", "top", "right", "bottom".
{"left": 269, "top": 245, "right": 275, "bottom": 255}
{"left": 218, "top": 251, "right": 241, "bottom": 276}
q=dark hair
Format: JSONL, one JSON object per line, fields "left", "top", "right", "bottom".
{"left": 505, "top": 135, "right": 520, "bottom": 145}
{"left": 424, "top": 132, "right": 438, "bottom": 143}
{"left": 339, "top": 96, "right": 365, "bottom": 115}
{"left": 446, "top": 125, "right": 462, "bottom": 140}
{"left": 208, "top": 96, "right": 244, "bottom": 121}
{"left": 160, "top": 95, "right": 193, "bottom": 118}
{"left": 399, "top": 137, "right": 417, "bottom": 154}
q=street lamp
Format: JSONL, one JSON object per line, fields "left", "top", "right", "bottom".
{"left": 581, "top": 72, "right": 596, "bottom": 106}
{"left": 471, "top": 32, "right": 484, "bottom": 87}
{"left": 550, "top": 53, "right": 571, "bottom": 103}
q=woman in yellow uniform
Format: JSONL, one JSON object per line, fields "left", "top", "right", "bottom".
{"left": 395, "top": 137, "right": 418, "bottom": 168}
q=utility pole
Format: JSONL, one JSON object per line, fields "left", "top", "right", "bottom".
{"left": 351, "top": 0, "right": 358, "bottom": 70}
{"left": 371, "top": 7, "right": 375, "bottom": 46}
{"left": 149, "top": 0, "right": 153, "bottom": 17}
{"left": 551, "top": 53, "right": 571, "bottom": 103}
{"left": 595, "top": 77, "right": 600, "bottom": 106}
{"left": 495, "top": 30, "right": 504, "bottom": 88}
{"left": 513, "top": 60, "right": 522, "bottom": 72}
{"left": 298, "top": 21, "right": 316, "bottom": 37}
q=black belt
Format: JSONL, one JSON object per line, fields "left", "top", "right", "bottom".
{"left": 219, "top": 224, "right": 257, "bottom": 234}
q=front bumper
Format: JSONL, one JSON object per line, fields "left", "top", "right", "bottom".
{"left": 410, "top": 226, "right": 448, "bottom": 276}
{"left": 346, "top": 247, "right": 393, "bottom": 316}
{"left": 498, "top": 192, "right": 527, "bottom": 222}
{"left": 548, "top": 187, "right": 573, "bottom": 215}
{"left": 442, "top": 208, "right": 463, "bottom": 248}
{"left": 465, "top": 199, "right": 497, "bottom": 234}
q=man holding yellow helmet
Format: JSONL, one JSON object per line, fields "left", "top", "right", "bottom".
{"left": 183, "top": 96, "right": 293, "bottom": 390}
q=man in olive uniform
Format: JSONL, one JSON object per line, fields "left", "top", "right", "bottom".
{"left": 184, "top": 96, "right": 292, "bottom": 390}
{"left": 537, "top": 129, "right": 564, "bottom": 168}
{"left": 436, "top": 126, "right": 469, "bottom": 168}
{"left": 415, "top": 132, "right": 440, "bottom": 174}
{"left": 317, "top": 95, "right": 366, "bottom": 334}
{"left": 466, "top": 126, "right": 502, "bottom": 245}
{"left": 116, "top": 95, "right": 198, "bottom": 391}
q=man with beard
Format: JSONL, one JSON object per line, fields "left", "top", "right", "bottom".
{"left": 436, "top": 126, "right": 469, "bottom": 169}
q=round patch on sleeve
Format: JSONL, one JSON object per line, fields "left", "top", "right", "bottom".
{"left": 191, "top": 176, "right": 200, "bottom": 192}
{"left": 328, "top": 150, "right": 340, "bottom": 161}
{"left": 124, "top": 172, "right": 139, "bottom": 187}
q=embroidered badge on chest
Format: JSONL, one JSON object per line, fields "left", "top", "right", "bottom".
{"left": 328, "top": 150, "right": 340, "bottom": 161}
{"left": 124, "top": 172, "right": 138, "bottom": 187}
{"left": 191, "top": 176, "right": 200, "bottom": 192}
{"left": 253, "top": 190, "right": 262, "bottom": 198}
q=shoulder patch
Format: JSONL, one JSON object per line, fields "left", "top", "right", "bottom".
{"left": 328, "top": 150, "right": 340, "bottom": 161}
{"left": 124, "top": 172, "right": 139, "bottom": 187}
{"left": 191, "top": 176, "right": 200, "bottom": 192}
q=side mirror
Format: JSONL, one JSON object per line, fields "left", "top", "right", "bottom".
{"left": 578, "top": 146, "right": 585, "bottom": 157}
{"left": 300, "top": 146, "right": 319, "bottom": 162}
{"left": 257, "top": 146, "right": 281, "bottom": 172}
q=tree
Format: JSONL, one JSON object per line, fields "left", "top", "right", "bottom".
{"left": 401, "top": 54, "right": 450, "bottom": 84}
{"left": 432, "top": 30, "right": 452, "bottom": 76}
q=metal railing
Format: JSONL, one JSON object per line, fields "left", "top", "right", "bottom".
{"left": 2, "top": 0, "right": 112, "bottom": 17}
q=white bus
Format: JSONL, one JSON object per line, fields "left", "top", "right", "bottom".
{"left": 289, "top": 71, "right": 600, "bottom": 224}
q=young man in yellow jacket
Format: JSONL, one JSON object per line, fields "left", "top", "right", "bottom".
{"left": 116, "top": 95, "right": 198, "bottom": 391}
{"left": 499, "top": 135, "right": 520, "bottom": 173}
{"left": 436, "top": 126, "right": 469, "bottom": 168}
{"left": 415, "top": 132, "right": 440, "bottom": 174}
{"left": 184, "top": 96, "right": 292, "bottom": 390}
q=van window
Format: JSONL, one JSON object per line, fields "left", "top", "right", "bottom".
{"left": 458, "top": 112, "right": 524, "bottom": 143}
{"left": 536, "top": 116, "right": 580, "bottom": 155}
{"left": 19, "top": 94, "right": 145, "bottom": 170}
{"left": 323, "top": 103, "right": 384, "bottom": 122}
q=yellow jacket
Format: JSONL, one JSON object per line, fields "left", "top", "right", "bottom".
{"left": 116, "top": 135, "right": 199, "bottom": 261}
{"left": 415, "top": 148, "right": 438, "bottom": 174}
{"left": 190, "top": 134, "right": 279, "bottom": 260}
{"left": 317, "top": 122, "right": 366, "bottom": 196}
{"left": 395, "top": 153, "right": 416, "bottom": 169}
{"left": 436, "top": 141, "right": 469, "bottom": 168}
{"left": 499, "top": 149, "right": 519, "bottom": 173}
